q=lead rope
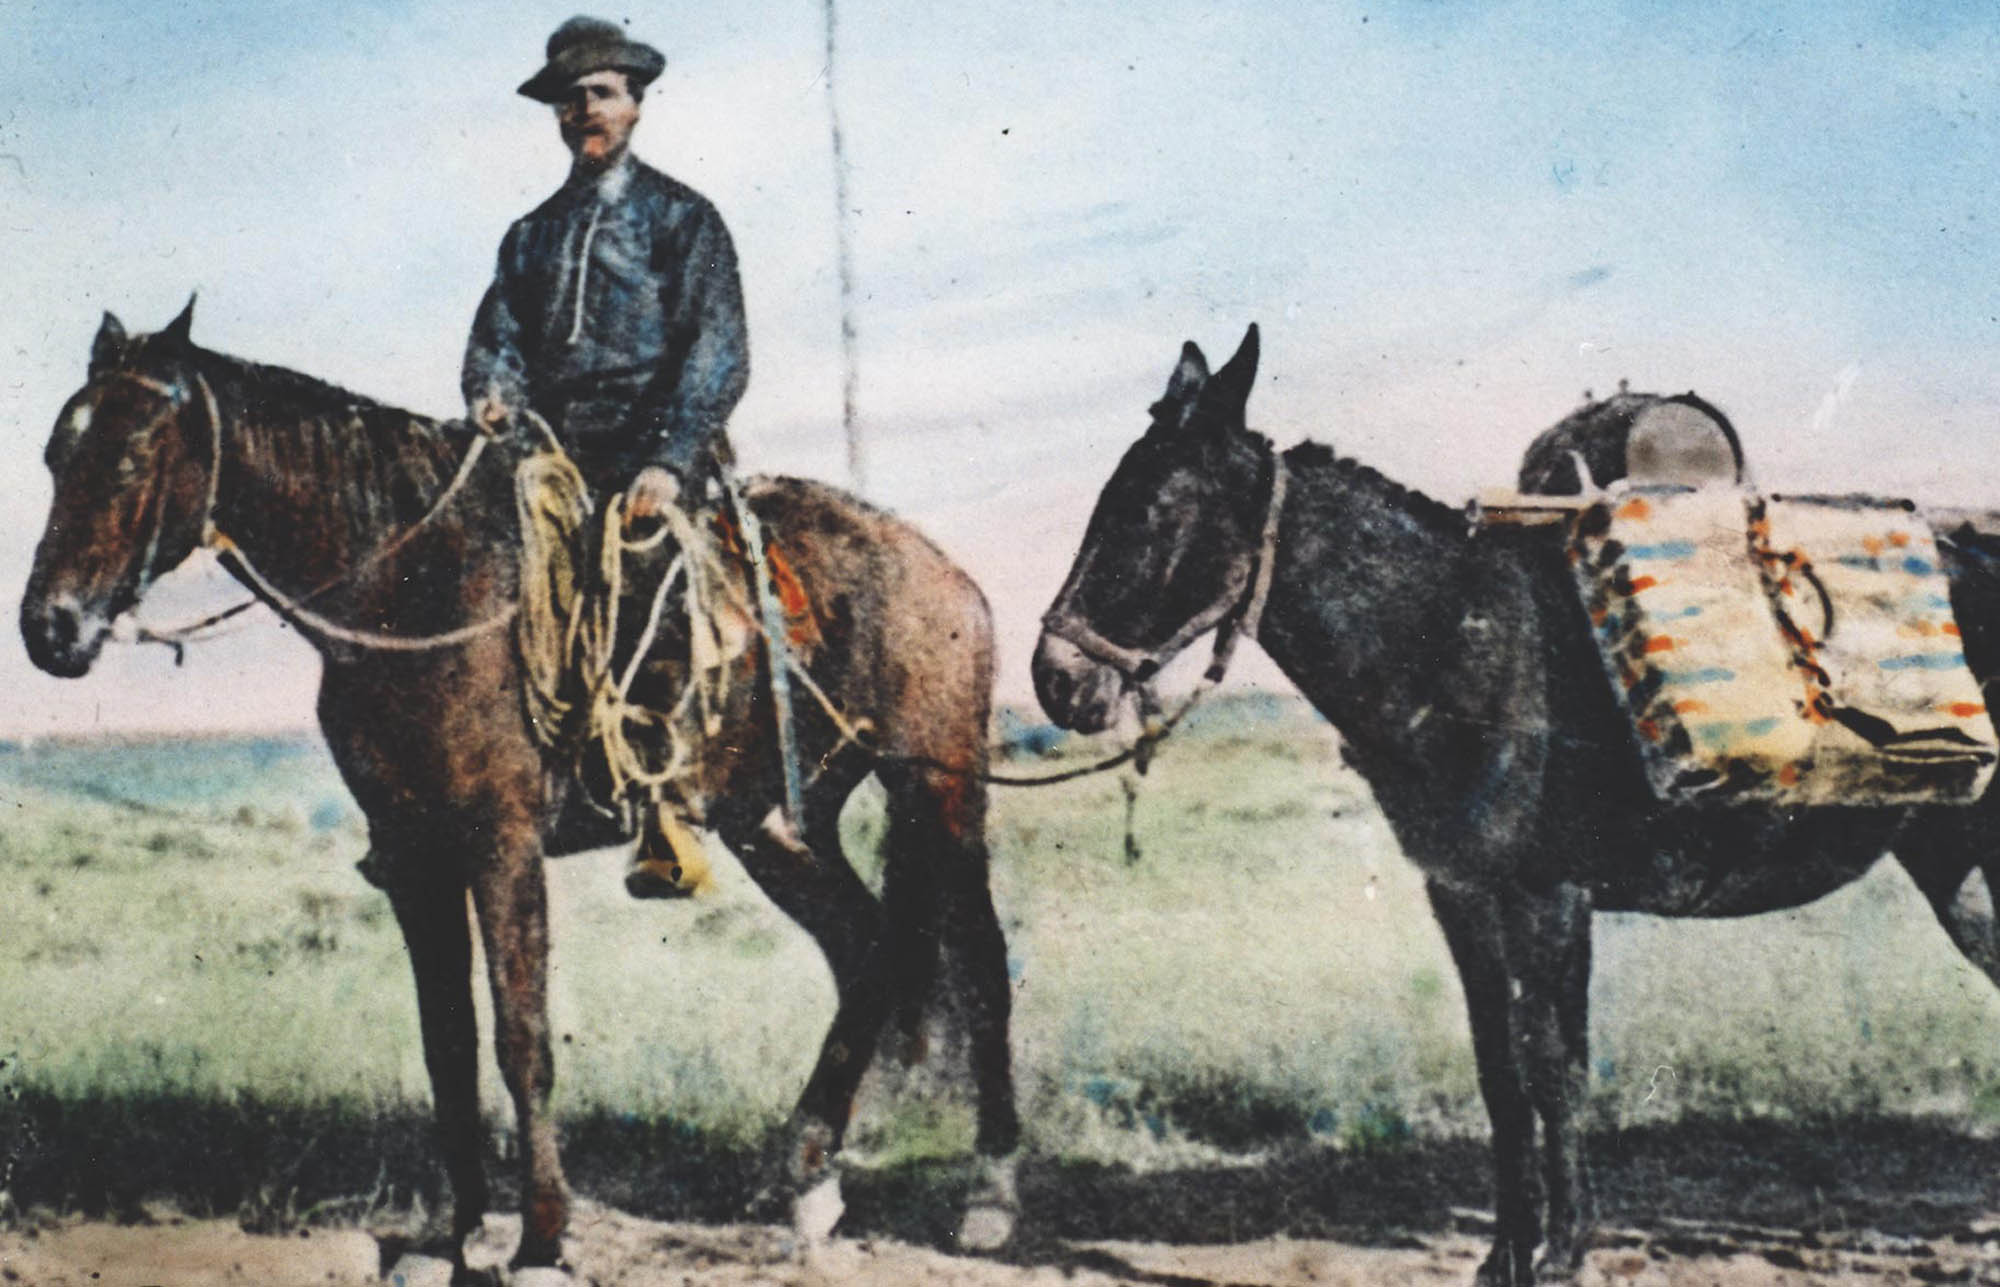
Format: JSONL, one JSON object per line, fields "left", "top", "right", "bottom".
{"left": 871, "top": 449, "right": 1290, "bottom": 790}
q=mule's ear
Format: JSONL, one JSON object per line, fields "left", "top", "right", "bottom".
{"left": 90, "top": 312, "right": 129, "bottom": 372}
{"left": 159, "top": 292, "right": 198, "bottom": 347}
{"left": 1164, "top": 341, "right": 1209, "bottom": 404}
{"left": 1151, "top": 341, "right": 1211, "bottom": 431}
{"left": 1201, "top": 323, "right": 1260, "bottom": 429}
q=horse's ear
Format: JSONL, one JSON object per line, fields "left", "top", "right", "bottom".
{"left": 1201, "top": 323, "right": 1259, "bottom": 430}
{"left": 90, "top": 312, "right": 129, "bottom": 372}
{"left": 159, "top": 292, "right": 197, "bottom": 347}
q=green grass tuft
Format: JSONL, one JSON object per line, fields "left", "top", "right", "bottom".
{"left": 5, "top": 698, "right": 2000, "bottom": 1212}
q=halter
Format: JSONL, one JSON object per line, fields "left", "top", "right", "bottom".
{"left": 1041, "top": 439, "right": 1289, "bottom": 688}
{"left": 106, "top": 364, "right": 511, "bottom": 653}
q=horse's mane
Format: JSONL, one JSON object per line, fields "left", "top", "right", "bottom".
{"left": 1284, "top": 440, "right": 1466, "bottom": 537}
{"left": 184, "top": 344, "right": 498, "bottom": 564}
{"left": 199, "top": 348, "right": 398, "bottom": 418}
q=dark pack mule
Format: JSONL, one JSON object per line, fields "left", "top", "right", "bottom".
{"left": 1033, "top": 324, "right": 2000, "bottom": 1286}
{"left": 21, "top": 301, "right": 1020, "bottom": 1279}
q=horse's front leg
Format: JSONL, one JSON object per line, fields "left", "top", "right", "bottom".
{"left": 1427, "top": 878, "right": 1541, "bottom": 1287}
{"left": 1506, "top": 882, "right": 1595, "bottom": 1281}
{"left": 368, "top": 852, "right": 488, "bottom": 1275}
{"left": 468, "top": 819, "right": 570, "bottom": 1273}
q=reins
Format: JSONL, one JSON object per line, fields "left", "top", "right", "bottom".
{"left": 120, "top": 366, "right": 513, "bottom": 654}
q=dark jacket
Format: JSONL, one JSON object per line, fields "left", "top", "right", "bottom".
{"left": 462, "top": 156, "right": 750, "bottom": 491}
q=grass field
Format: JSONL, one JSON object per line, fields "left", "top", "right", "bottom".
{"left": 4, "top": 695, "right": 2000, "bottom": 1223}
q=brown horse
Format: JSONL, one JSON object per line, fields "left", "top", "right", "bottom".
{"left": 1033, "top": 324, "right": 2000, "bottom": 1285}
{"left": 20, "top": 300, "right": 1021, "bottom": 1279}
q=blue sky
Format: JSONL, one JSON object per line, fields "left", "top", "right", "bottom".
{"left": 2, "top": 0, "right": 1996, "bottom": 733}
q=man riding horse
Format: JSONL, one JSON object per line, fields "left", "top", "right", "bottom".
{"left": 464, "top": 15, "right": 770, "bottom": 885}
{"left": 464, "top": 15, "right": 748, "bottom": 516}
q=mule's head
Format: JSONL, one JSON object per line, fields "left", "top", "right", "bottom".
{"left": 1034, "top": 324, "right": 1273, "bottom": 733}
{"left": 22, "top": 298, "right": 216, "bottom": 677}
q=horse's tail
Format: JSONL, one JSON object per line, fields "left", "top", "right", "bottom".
{"left": 879, "top": 756, "right": 1019, "bottom": 1155}
{"left": 879, "top": 778, "right": 952, "bottom": 1059}
{"left": 876, "top": 756, "right": 995, "bottom": 1062}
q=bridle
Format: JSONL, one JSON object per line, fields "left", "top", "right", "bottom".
{"left": 110, "top": 370, "right": 227, "bottom": 559}
{"left": 84, "top": 371, "right": 207, "bottom": 594}
{"left": 98, "top": 363, "right": 510, "bottom": 653}
{"left": 1041, "top": 438, "right": 1289, "bottom": 688}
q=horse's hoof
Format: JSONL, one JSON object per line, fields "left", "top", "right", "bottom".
{"left": 956, "top": 1203, "right": 1015, "bottom": 1254}
{"left": 792, "top": 1174, "right": 844, "bottom": 1247}
{"left": 956, "top": 1153, "right": 1020, "bottom": 1254}
{"left": 1533, "top": 1243, "right": 1586, "bottom": 1283}
{"left": 384, "top": 1252, "right": 455, "bottom": 1287}
{"left": 1472, "top": 1242, "right": 1536, "bottom": 1287}
{"left": 506, "top": 1268, "right": 576, "bottom": 1287}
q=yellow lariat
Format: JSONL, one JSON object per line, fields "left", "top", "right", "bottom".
{"left": 514, "top": 447, "right": 738, "bottom": 891}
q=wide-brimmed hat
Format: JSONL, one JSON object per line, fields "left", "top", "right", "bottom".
{"left": 517, "top": 15, "right": 665, "bottom": 103}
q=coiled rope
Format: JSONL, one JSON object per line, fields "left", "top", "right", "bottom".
{"left": 513, "top": 442, "right": 811, "bottom": 821}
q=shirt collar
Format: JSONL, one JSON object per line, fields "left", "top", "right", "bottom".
{"left": 566, "top": 153, "right": 635, "bottom": 202}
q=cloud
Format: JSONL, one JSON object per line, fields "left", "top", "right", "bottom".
{"left": 1809, "top": 364, "right": 1864, "bottom": 439}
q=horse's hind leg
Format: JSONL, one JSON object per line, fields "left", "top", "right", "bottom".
{"left": 720, "top": 768, "right": 894, "bottom": 1190}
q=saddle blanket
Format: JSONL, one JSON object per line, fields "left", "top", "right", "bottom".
{"left": 1569, "top": 485, "right": 1997, "bottom": 806}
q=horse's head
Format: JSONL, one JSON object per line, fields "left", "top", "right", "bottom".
{"left": 1034, "top": 324, "right": 1275, "bottom": 733}
{"left": 22, "top": 297, "right": 217, "bottom": 677}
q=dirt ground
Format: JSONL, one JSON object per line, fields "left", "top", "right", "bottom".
{"left": 5, "top": 1202, "right": 2000, "bottom": 1287}
{"left": 8, "top": 1118, "right": 2000, "bottom": 1286}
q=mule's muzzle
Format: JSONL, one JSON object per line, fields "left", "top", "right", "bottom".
{"left": 1032, "top": 631, "right": 1125, "bottom": 735}
{"left": 21, "top": 592, "right": 104, "bottom": 679}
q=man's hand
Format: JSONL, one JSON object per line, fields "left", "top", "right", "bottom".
{"left": 624, "top": 466, "right": 682, "bottom": 523}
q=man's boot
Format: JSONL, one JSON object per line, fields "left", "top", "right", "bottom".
{"left": 624, "top": 801, "right": 715, "bottom": 899}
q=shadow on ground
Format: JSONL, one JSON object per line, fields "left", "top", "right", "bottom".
{"left": 7, "top": 1091, "right": 2000, "bottom": 1249}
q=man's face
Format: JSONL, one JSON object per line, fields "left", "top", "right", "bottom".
{"left": 556, "top": 70, "right": 640, "bottom": 170}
